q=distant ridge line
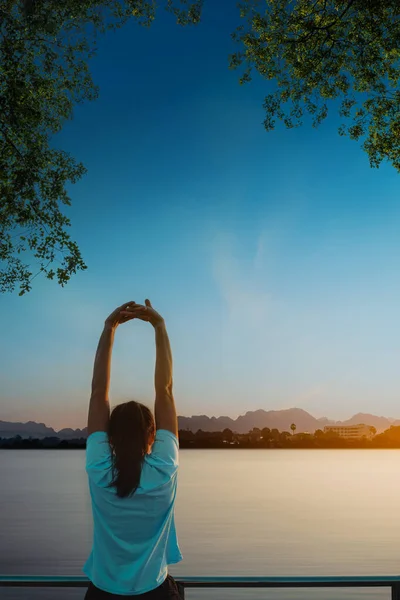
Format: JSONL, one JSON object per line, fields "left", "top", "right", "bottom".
{"left": 1, "top": 409, "right": 399, "bottom": 439}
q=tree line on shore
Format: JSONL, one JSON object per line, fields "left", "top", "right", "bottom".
{"left": 3, "top": 425, "right": 400, "bottom": 449}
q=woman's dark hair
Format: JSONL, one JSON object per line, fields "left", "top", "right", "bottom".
{"left": 108, "top": 401, "right": 155, "bottom": 498}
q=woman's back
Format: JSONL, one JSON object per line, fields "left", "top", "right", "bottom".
{"left": 84, "top": 429, "right": 182, "bottom": 595}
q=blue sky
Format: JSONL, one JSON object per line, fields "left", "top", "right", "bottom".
{"left": 1, "top": 2, "right": 400, "bottom": 430}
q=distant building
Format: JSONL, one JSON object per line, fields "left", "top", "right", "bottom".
{"left": 323, "top": 423, "right": 374, "bottom": 439}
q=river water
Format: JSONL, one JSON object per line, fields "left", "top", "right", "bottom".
{"left": 1, "top": 449, "right": 400, "bottom": 600}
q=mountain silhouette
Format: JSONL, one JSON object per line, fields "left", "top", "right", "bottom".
{"left": 57, "top": 427, "right": 88, "bottom": 439}
{"left": 336, "top": 413, "right": 400, "bottom": 432}
{"left": 0, "top": 420, "right": 57, "bottom": 438}
{"left": 179, "top": 410, "right": 399, "bottom": 434}
{"left": 179, "top": 408, "right": 330, "bottom": 434}
{"left": 0, "top": 409, "right": 397, "bottom": 439}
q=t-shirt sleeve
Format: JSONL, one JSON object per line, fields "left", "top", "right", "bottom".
{"left": 86, "top": 431, "right": 112, "bottom": 484}
{"left": 146, "top": 429, "right": 179, "bottom": 478}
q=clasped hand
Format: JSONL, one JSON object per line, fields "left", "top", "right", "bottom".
{"left": 105, "top": 299, "right": 164, "bottom": 330}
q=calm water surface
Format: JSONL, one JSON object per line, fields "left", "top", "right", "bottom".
{"left": 1, "top": 449, "right": 400, "bottom": 600}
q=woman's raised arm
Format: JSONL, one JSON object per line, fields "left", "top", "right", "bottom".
{"left": 87, "top": 301, "right": 135, "bottom": 436}
{"left": 121, "top": 300, "right": 177, "bottom": 437}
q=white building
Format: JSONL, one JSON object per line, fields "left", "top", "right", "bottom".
{"left": 323, "top": 424, "right": 374, "bottom": 439}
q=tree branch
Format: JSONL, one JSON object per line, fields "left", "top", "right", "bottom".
{"left": 284, "top": 0, "right": 355, "bottom": 45}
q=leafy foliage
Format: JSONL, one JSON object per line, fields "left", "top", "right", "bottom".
{"left": 230, "top": 0, "right": 400, "bottom": 171}
{"left": 0, "top": 0, "right": 202, "bottom": 294}
{"left": 2, "top": 0, "right": 399, "bottom": 294}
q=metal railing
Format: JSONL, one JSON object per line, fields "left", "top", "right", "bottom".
{"left": 1, "top": 575, "right": 400, "bottom": 599}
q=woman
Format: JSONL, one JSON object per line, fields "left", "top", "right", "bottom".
{"left": 83, "top": 299, "right": 183, "bottom": 599}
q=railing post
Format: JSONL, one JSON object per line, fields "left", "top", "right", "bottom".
{"left": 392, "top": 583, "right": 400, "bottom": 600}
{"left": 177, "top": 582, "right": 185, "bottom": 599}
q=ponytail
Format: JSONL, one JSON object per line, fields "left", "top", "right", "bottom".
{"left": 108, "top": 401, "right": 155, "bottom": 498}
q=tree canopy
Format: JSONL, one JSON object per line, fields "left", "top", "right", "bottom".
{"left": 230, "top": 0, "right": 400, "bottom": 170}
{"left": 1, "top": 0, "right": 399, "bottom": 294}
{"left": 0, "top": 0, "right": 201, "bottom": 295}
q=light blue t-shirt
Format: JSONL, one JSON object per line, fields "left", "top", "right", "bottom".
{"left": 83, "top": 429, "right": 182, "bottom": 595}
